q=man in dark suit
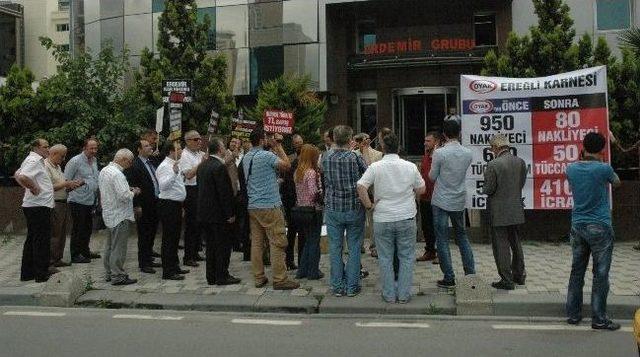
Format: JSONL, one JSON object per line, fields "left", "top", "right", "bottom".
{"left": 197, "top": 137, "right": 241, "bottom": 285}
{"left": 125, "top": 139, "right": 161, "bottom": 274}
{"left": 482, "top": 134, "right": 527, "bottom": 290}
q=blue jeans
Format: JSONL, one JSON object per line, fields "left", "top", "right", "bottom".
{"left": 292, "top": 209, "right": 323, "bottom": 279}
{"left": 566, "top": 223, "right": 614, "bottom": 324}
{"left": 374, "top": 218, "right": 417, "bottom": 302}
{"left": 325, "top": 208, "right": 365, "bottom": 294}
{"left": 432, "top": 205, "right": 475, "bottom": 282}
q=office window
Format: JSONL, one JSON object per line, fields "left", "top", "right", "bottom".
{"left": 474, "top": 13, "right": 496, "bottom": 47}
{"left": 58, "top": 0, "right": 70, "bottom": 11}
{"left": 284, "top": 43, "right": 319, "bottom": 90}
{"left": 215, "top": 48, "right": 250, "bottom": 95}
{"left": 100, "top": 17, "right": 124, "bottom": 55}
{"left": 197, "top": 7, "right": 216, "bottom": 50}
{"left": 357, "top": 21, "right": 376, "bottom": 53}
{"left": 152, "top": 0, "right": 165, "bottom": 13}
{"left": 216, "top": 5, "right": 248, "bottom": 49}
{"left": 56, "top": 23, "right": 70, "bottom": 32}
{"left": 249, "top": 2, "right": 283, "bottom": 48}
{"left": 101, "top": 0, "right": 124, "bottom": 19}
{"left": 596, "top": 0, "right": 631, "bottom": 30}
{"left": 283, "top": 0, "right": 318, "bottom": 44}
{"left": 250, "top": 46, "right": 283, "bottom": 93}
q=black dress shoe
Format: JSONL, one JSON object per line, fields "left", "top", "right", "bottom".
{"left": 183, "top": 260, "right": 199, "bottom": 267}
{"left": 151, "top": 251, "right": 161, "bottom": 258}
{"left": 89, "top": 252, "right": 101, "bottom": 259}
{"left": 71, "top": 255, "right": 91, "bottom": 264}
{"left": 140, "top": 267, "right": 156, "bottom": 274}
{"left": 112, "top": 277, "right": 137, "bottom": 286}
{"left": 514, "top": 278, "right": 526, "bottom": 285}
{"left": 195, "top": 254, "right": 205, "bottom": 262}
{"left": 216, "top": 277, "right": 241, "bottom": 285}
{"left": 35, "top": 275, "right": 50, "bottom": 283}
{"left": 491, "top": 281, "right": 515, "bottom": 290}
{"left": 163, "top": 274, "right": 185, "bottom": 281}
{"left": 177, "top": 268, "right": 190, "bottom": 274}
{"left": 149, "top": 262, "right": 162, "bottom": 268}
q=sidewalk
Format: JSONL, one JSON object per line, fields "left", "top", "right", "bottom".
{"left": 0, "top": 232, "right": 638, "bottom": 317}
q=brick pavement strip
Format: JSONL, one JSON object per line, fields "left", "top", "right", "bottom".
{"left": 0, "top": 233, "right": 638, "bottom": 316}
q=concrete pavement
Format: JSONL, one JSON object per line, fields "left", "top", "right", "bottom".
{"left": 0, "top": 232, "right": 638, "bottom": 317}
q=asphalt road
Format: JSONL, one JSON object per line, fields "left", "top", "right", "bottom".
{"left": 0, "top": 307, "right": 636, "bottom": 357}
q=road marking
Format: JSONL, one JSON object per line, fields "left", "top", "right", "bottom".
{"left": 231, "top": 318, "right": 302, "bottom": 326}
{"left": 356, "top": 322, "right": 430, "bottom": 329}
{"left": 112, "top": 314, "right": 183, "bottom": 321}
{"left": 3, "top": 311, "right": 66, "bottom": 317}
{"left": 493, "top": 324, "right": 632, "bottom": 332}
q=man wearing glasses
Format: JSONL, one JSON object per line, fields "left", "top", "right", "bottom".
{"left": 179, "top": 131, "right": 207, "bottom": 267}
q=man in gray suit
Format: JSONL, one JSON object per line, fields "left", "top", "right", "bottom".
{"left": 482, "top": 134, "right": 527, "bottom": 290}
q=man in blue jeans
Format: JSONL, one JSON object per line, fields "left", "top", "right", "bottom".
{"left": 322, "top": 125, "right": 367, "bottom": 297}
{"left": 566, "top": 132, "right": 621, "bottom": 331}
{"left": 357, "top": 133, "right": 425, "bottom": 303}
{"left": 429, "top": 120, "right": 475, "bottom": 288}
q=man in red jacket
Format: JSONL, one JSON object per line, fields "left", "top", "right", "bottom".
{"left": 417, "top": 132, "right": 443, "bottom": 263}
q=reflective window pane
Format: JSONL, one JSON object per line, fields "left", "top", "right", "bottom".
{"left": 124, "top": 13, "right": 153, "bottom": 55}
{"left": 283, "top": 0, "right": 318, "bottom": 44}
{"left": 249, "top": 2, "right": 282, "bottom": 47}
{"left": 100, "top": 0, "right": 124, "bottom": 19}
{"left": 216, "top": 48, "right": 250, "bottom": 95}
{"left": 474, "top": 13, "right": 496, "bottom": 47}
{"left": 100, "top": 17, "right": 124, "bottom": 55}
{"left": 124, "top": 0, "right": 151, "bottom": 15}
{"left": 596, "top": 0, "right": 631, "bottom": 30}
{"left": 152, "top": 0, "right": 164, "bottom": 13}
{"left": 216, "top": 5, "right": 248, "bottom": 49}
{"left": 284, "top": 43, "right": 319, "bottom": 90}
{"left": 197, "top": 7, "right": 217, "bottom": 50}
{"left": 217, "top": 0, "right": 248, "bottom": 6}
{"left": 250, "top": 45, "right": 283, "bottom": 93}
{"left": 196, "top": 0, "right": 216, "bottom": 8}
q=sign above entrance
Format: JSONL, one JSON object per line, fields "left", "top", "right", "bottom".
{"left": 363, "top": 38, "right": 477, "bottom": 55}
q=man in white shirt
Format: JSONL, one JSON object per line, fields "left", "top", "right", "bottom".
{"left": 14, "top": 139, "right": 55, "bottom": 283}
{"left": 429, "top": 120, "right": 475, "bottom": 288}
{"left": 357, "top": 133, "right": 425, "bottom": 303}
{"left": 156, "top": 142, "right": 189, "bottom": 280}
{"left": 99, "top": 149, "right": 141, "bottom": 286}
{"left": 178, "top": 130, "right": 206, "bottom": 267}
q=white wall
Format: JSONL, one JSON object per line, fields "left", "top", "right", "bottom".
{"left": 15, "top": 0, "right": 69, "bottom": 80}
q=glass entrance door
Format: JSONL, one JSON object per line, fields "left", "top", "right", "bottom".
{"left": 394, "top": 87, "right": 458, "bottom": 157}
{"left": 357, "top": 92, "right": 377, "bottom": 140}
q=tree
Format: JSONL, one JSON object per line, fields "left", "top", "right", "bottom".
{"left": 132, "top": 0, "right": 235, "bottom": 136}
{"left": 618, "top": 27, "right": 640, "bottom": 57}
{"left": 0, "top": 38, "right": 144, "bottom": 173}
{"left": 247, "top": 74, "right": 326, "bottom": 148}
{"left": 482, "top": 0, "right": 639, "bottom": 168}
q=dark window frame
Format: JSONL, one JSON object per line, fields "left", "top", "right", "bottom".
{"left": 473, "top": 12, "right": 497, "bottom": 48}
{"left": 356, "top": 20, "right": 376, "bottom": 54}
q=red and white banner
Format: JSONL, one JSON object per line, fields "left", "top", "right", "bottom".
{"left": 263, "top": 110, "right": 295, "bottom": 134}
{"left": 461, "top": 66, "right": 610, "bottom": 210}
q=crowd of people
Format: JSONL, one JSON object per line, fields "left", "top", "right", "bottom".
{"left": 14, "top": 119, "right": 622, "bottom": 330}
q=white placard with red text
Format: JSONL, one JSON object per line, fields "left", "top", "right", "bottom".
{"left": 263, "top": 110, "right": 295, "bottom": 134}
{"left": 461, "top": 66, "right": 610, "bottom": 210}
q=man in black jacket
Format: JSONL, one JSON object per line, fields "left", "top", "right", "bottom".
{"left": 125, "top": 139, "right": 161, "bottom": 273}
{"left": 197, "top": 137, "right": 241, "bottom": 285}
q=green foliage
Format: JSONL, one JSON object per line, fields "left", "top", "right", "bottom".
{"left": 481, "top": 0, "right": 639, "bottom": 167}
{"left": 247, "top": 74, "right": 326, "bottom": 148}
{"left": 132, "top": 0, "right": 235, "bottom": 135}
{"left": 0, "top": 38, "right": 144, "bottom": 173}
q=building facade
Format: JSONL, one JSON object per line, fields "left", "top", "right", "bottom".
{"left": 0, "top": 2, "right": 24, "bottom": 77}
{"left": 513, "top": 0, "right": 639, "bottom": 57}
{"left": 13, "top": 0, "right": 69, "bottom": 79}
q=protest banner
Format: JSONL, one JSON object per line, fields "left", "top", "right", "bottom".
{"left": 461, "top": 66, "right": 609, "bottom": 209}
{"left": 231, "top": 110, "right": 257, "bottom": 140}
{"left": 263, "top": 109, "right": 295, "bottom": 134}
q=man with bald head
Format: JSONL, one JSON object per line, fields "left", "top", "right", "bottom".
{"left": 45, "top": 144, "right": 81, "bottom": 268}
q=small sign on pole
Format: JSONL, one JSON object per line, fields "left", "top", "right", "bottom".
{"left": 263, "top": 109, "right": 295, "bottom": 134}
{"left": 231, "top": 110, "right": 257, "bottom": 140}
{"left": 162, "top": 79, "right": 193, "bottom": 103}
